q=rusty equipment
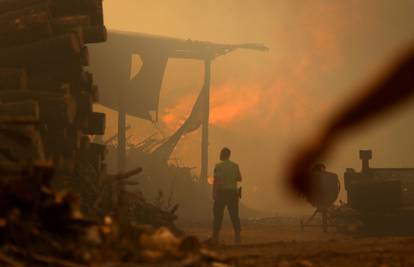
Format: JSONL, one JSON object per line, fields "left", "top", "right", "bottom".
{"left": 301, "top": 169, "right": 340, "bottom": 232}
{"left": 343, "top": 150, "right": 414, "bottom": 233}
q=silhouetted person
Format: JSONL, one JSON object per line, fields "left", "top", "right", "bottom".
{"left": 212, "top": 147, "right": 242, "bottom": 244}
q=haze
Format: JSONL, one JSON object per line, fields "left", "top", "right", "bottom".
{"left": 96, "top": 0, "right": 414, "bottom": 213}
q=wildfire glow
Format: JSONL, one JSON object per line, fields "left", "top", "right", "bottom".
{"left": 161, "top": 84, "right": 263, "bottom": 130}
{"left": 161, "top": 92, "right": 199, "bottom": 130}
{"left": 210, "top": 84, "right": 262, "bottom": 126}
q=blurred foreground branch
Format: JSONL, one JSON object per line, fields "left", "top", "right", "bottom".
{"left": 288, "top": 45, "right": 414, "bottom": 200}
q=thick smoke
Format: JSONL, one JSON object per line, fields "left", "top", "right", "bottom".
{"left": 97, "top": 0, "right": 414, "bottom": 213}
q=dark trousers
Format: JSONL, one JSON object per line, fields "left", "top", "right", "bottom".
{"left": 213, "top": 189, "right": 241, "bottom": 239}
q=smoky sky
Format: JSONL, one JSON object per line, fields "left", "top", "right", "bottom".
{"left": 96, "top": 0, "right": 414, "bottom": 213}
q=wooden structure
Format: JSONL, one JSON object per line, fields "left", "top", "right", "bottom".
{"left": 0, "top": 0, "right": 183, "bottom": 235}
{"left": 0, "top": 0, "right": 107, "bottom": 184}
{"left": 90, "top": 31, "right": 267, "bottom": 185}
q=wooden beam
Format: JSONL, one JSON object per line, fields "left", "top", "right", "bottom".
{"left": 0, "top": 100, "right": 39, "bottom": 119}
{"left": 0, "top": 33, "right": 82, "bottom": 68}
{"left": 0, "top": 69, "right": 28, "bottom": 90}
{"left": 82, "top": 112, "right": 105, "bottom": 135}
{"left": 0, "top": 1, "right": 52, "bottom": 48}
{"left": 200, "top": 59, "right": 211, "bottom": 186}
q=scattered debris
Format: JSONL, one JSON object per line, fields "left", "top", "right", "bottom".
{"left": 0, "top": 161, "right": 228, "bottom": 266}
{"left": 0, "top": 161, "right": 99, "bottom": 266}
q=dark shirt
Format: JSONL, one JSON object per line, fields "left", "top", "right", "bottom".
{"left": 214, "top": 159, "right": 242, "bottom": 190}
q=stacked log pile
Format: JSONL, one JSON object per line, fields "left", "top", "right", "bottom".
{"left": 0, "top": 1, "right": 231, "bottom": 266}
{"left": 0, "top": 0, "right": 107, "bottom": 176}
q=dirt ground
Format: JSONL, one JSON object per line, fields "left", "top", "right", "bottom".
{"left": 182, "top": 221, "right": 414, "bottom": 267}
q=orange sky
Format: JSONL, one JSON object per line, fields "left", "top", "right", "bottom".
{"left": 95, "top": 0, "right": 414, "bottom": 213}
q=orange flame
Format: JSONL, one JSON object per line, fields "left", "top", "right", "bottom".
{"left": 209, "top": 84, "right": 262, "bottom": 126}
{"left": 161, "top": 83, "right": 263, "bottom": 130}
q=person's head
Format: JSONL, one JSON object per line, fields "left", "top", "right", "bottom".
{"left": 220, "top": 147, "right": 231, "bottom": 161}
{"left": 312, "top": 163, "right": 326, "bottom": 172}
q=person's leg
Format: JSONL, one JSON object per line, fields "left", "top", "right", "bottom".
{"left": 227, "top": 191, "right": 241, "bottom": 243}
{"left": 212, "top": 192, "right": 225, "bottom": 243}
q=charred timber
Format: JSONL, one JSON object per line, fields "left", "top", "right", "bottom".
{"left": 0, "top": 0, "right": 104, "bottom": 26}
{"left": 0, "top": 89, "right": 70, "bottom": 100}
{"left": 40, "top": 96, "right": 77, "bottom": 124}
{"left": 0, "top": 1, "right": 52, "bottom": 48}
{"left": 52, "top": 17, "right": 106, "bottom": 44}
{"left": 80, "top": 45, "right": 89, "bottom": 66}
{"left": 51, "top": 15, "right": 90, "bottom": 33}
{"left": 83, "top": 25, "right": 106, "bottom": 43}
{"left": 88, "top": 142, "right": 106, "bottom": 157}
{"left": 27, "top": 64, "right": 84, "bottom": 92}
{"left": 51, "top": 0, "right": 103, "bottom": 26}
{"left": 0, "top": 161, "right": 53, "bottom": 210}
{"left": 0, "top": 100, "right": 39, "bottom": 120}
{"left": 42, "top": 130, "right": 81, "bottom": 170}
{"left": 76, "top": 91, "right": 93, "bottom": 119}
{"left": 0, "top": 124, "right": 45, "bottom": 162}
{"left": 78, "top": 139, "right": 106, "bottom": 171}
{"left": 0, "top": 90, "right": 77, "bottom": 124}
{"left": 91, "top": 85, "right": 99, "bottom": 101}
{"left": 0, "top": 33, "right": 82, "bottom": 68}
{"left": 0, "top": 69, "right": 28, "bottom": 90}
{"left": 0, "top": 0, "right": 50, "bottom": 15}
{"left": 82, "top": 112, "right": 105, "bottom": 135}
{"left": 0, "top": 116, "right": 39, "bottom": 125}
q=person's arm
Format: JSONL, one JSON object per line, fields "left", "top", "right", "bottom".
{"left": 213, "top": 165, "right": 218, "bottom": 200}
{"left": 236, "top": 165, "right": 242, "bottom": 199}
{"left": 236, "top": 165, "right": 242, "bottom": 182}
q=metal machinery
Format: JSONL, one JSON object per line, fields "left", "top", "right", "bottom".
{"left": 301, "top": 167, "right": 340, "bottom": 232}
{"left": 344, "top": 150, "right": 414, "bottom": 232}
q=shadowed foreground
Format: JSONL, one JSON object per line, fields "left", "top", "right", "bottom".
{"left": 186, "top": 223, "right": 414, "bottom": 267}
{"left": 218, "top": 237, "right": 414, "bottom": 267}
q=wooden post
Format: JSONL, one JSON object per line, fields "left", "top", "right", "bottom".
{"left": 200, "top": 59, "right": 211, "bottom": 186}
{"left": 116, "top": 87, "right": 128, "bottom": 230}
{"left": 117, "top": 93, "right": 126, "bottom": 174}
{"left": 117, "top": 54, "right": 131, "bottom": 175}
{"left": 116, "top": 54, "right": 131, "bottom": 230}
